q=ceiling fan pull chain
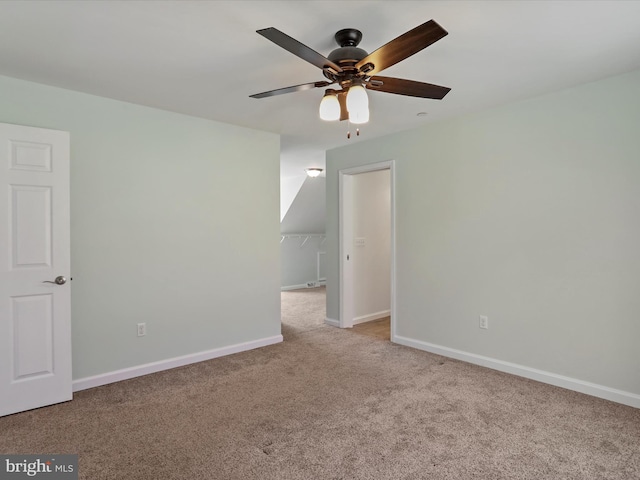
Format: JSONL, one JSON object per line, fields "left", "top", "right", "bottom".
{"left": 356, "top": 128, "right": 360, "bottom": 136}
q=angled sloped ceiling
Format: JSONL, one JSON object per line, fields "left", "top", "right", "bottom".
{"left": 280, "top": 176, "right": 325, "bottom": 234}
{"left": 280, "top": 175, "right": 307, "bottom": 221}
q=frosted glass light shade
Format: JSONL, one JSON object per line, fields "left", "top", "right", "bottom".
{"left": 319, "top": 92, "right": 340, "bottom": 121}
{"left": 306, "top": 168, "right": 323, "bottom": 177}
{"left": 349, "top": 108, "right": 370, "bottom": 125}
{"left": 346, "top": 84, "right": 368, "bottom": 114}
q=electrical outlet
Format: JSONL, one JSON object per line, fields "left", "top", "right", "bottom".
{"left": 479, "top": 315, "right": 489, "bottom": 330}
{"left": 137, "top": 323, "right": 146, "bottom": 337}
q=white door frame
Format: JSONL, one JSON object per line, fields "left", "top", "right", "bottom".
{"left": 338, "top": 160, "right": 396, "bottom": 341}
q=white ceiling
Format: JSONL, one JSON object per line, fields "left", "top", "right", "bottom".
{"left": 1, "top": 1, "right": 639, "bottom": 178}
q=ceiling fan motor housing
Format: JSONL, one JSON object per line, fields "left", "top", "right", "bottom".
{"left": 328, "top": 46, "right": 368, "bottom": 64}
{"left": 324, "top": 28, "right": 368, "bottom": 84}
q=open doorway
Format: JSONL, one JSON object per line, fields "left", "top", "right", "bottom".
{"left": 339, "top": 161, "right": 396, "bottom": 341}
{"left": 279, "top": 173, "right": 327, "bottom": 339}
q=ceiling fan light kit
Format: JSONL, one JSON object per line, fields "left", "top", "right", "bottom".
{"left": 345, "top": 82, "right": 369, "bottom": 122}
{"left": 349, "top": 107, "right": 369, "bottom": 125}
{"left": 251, "top": 20, "right": 451, "bottom": 137}
{"left": 319, "top": 89, "right": 341, "bottom": 121}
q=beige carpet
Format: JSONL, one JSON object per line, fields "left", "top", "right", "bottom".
{"left": 1, "top": 287, "right": 639, "bottom": 479}
{"left": 280, "top": 286, "right": 327, "bottom": 336}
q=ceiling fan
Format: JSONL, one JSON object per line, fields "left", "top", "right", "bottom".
{"left": 250, "top": 20, "right": 451, "bottom": 129}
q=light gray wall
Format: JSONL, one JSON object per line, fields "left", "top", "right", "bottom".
{"left": 280, "top": 236, "right": 325, "bottom": 289}
{"left": 352, "top": 170, "right": 390, "bottom": 320}
{"left": 0, "top": 75, "right": 281, "bottom": 380}
{"left": 326, "top": 69, "right": 640, "bottom": 396}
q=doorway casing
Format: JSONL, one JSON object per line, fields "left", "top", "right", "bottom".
{"left": 338, "top": 160, "right": 396, "bottom": 341}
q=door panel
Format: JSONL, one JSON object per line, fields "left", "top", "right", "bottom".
{"left": 0, "top": 123, "right": 71, "bottom": 417}
{"left": 12, "top": 185, "right": 52, "bottom": 268}
{"left": 12, "top": 293, "right": 54, "bottom": 379}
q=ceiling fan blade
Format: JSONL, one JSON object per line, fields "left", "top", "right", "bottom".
{"left": 355, "top": 20, "right": 448, "bottom": 76}
{"left": 368, "top": 76, "right": 451, "bottom": 99}
{"left": 257, "top": 27, "right": 343, "bottom": 74}
{"left": 250, "top": 81, "right": 331, "bottom": 99}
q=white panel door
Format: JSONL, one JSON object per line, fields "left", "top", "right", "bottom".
{"left": 0, "top": 123, "right": 71, "bottom": 417}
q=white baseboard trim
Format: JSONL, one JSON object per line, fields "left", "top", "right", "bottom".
{"left": 281, "top": 283, "right": 308, "bottom": 291}
{"left": 325, "top": 317, "right": 340, "bottom": 327}
{"left": 72, "top": 334, "right": 283, "bottom": 392}
{"left": 281, "top": 281, "right": 326, "bottom": 291}
{"left": 394, "top": 335, "right": 640, "bottom": 409}
{"left": 353, "top": 310, "right": 391, "bottom": 325}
